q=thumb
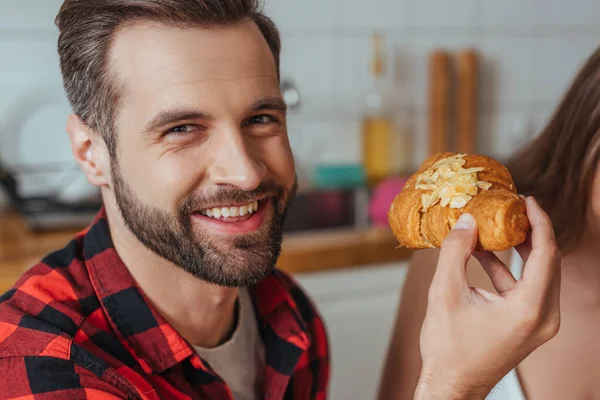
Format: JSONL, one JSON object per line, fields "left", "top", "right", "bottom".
{"left": 430, "top": 213, "right": 479, "bottom": 298}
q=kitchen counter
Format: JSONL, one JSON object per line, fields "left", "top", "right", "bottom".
{"left": 0, "top": 210, "right": 412, "bottom": 293}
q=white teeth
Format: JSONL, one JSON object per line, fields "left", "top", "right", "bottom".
{"left": 249, "top": 201, "right": 257, "bottom": 213}
{"left": 200, "top": 201, "right": 260, "bottom": 220}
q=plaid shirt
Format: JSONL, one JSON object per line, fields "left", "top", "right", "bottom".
{"left": 0, "top": 209, "right": 329, "bottom": 399}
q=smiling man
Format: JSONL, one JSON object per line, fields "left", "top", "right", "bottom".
{"left": 0, "top": 1, "right": 562, "bottom": 399}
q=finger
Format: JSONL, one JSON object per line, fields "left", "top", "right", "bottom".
{"left": 521, "top": 197, "right": 560, "bottom": 292}
{"left": 473, "top": 251, "right": 517, "bottom": 294}
{"left": 430, "top": 213, "right": 478, "bottom": 300}
{"left": 515, "top": 194, "right": 532, "bottom": 262}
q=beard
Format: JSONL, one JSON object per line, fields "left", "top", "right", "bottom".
{"left": 111, "top": 160, "right": 296, "bottom": 288}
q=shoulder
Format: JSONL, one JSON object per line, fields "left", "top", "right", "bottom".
{"left": 8, "top": 236, "right": 93, "bottom": 307}
{"left": 271, "top": 269, "right": 330, "bottom": 396}
{"left": 271, "top": 269, "right": 324, "bottom": 327}
{"left": 0, "top": 238, "right": 98, "bottom": 360}
{"left": 270, "top": 269, "right": 329, "bottom": 362}
{"left": 270, "top": 269, "right": 329, "bottom": 360}
{"left": 268, "top": 268, "right": 329, "bottom": 349}
{"left": 0, "top": 350, "right": 128, "bottom": 399}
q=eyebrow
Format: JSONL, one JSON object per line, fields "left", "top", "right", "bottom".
{"left": 145, "top": 110, "right": 209, "bottom": 133}
{"left": 249, "top": 97, "right": 288, "bottom": 114}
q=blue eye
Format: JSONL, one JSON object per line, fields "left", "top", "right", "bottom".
{"left": 249, "top": 115, "right": 276, "bottom": 125}
{"left": 167, "top": 125, "right": 197, "bottom": 135}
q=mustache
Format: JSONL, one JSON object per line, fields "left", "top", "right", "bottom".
{"left": 179, "top": 182, "right": 287, "bottom": 213}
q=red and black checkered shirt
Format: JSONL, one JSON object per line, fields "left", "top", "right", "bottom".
{"left": 0, "top": 209, "right": 329, "bottom": 399}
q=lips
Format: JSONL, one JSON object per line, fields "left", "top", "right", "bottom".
{"left": 191, "top": 198, "right": 270, "bottom": 235}
{"left": 198, "top": 200, "right": 259, "bottom": 219}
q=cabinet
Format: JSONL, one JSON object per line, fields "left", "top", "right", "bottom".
{"left": 296, "top": 262, "right": 409, "bottom": 400}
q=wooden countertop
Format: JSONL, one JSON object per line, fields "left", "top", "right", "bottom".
{"left": 0, "top": 210, "right": 412, "bottom": 293}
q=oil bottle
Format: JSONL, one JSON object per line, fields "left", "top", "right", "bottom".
{"left": 362, "top": 32, "right": 394, "bottom": 187}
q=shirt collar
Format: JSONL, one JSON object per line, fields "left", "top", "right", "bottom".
{"left": 81, "top": 207, "right": 310, "bottom": 374}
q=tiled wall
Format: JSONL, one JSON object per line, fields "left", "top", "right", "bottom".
{"left": 0, "top": 0, "right": 599, "bottom": 205}
{"left": 266, "top": 0, "right": 600, "bottom": 170}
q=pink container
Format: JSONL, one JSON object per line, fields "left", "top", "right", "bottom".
{"left": 368, "top": 177, "right": 409, "bottom": 227}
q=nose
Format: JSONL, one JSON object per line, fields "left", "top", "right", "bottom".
{"left": 207, "top": 127, "right": 267, "bottom": 191}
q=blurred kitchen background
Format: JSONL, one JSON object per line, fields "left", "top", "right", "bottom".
{"left": 0, "top": 1, "right": 599, "bottom": 399}
{"left": 1, "top": 0, "right": 599, "bottom": 223}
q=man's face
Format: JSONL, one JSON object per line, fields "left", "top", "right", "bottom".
{"left": 107, "top": 20, "right": 296, "bottom": 287}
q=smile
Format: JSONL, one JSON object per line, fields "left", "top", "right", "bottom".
{"left": 191, "top": 198, "right": 270, "bottom": 235}
{"left": 198, "top": 201, "right": 259, "bottom": 219}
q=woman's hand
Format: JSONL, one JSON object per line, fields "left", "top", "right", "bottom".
{"left": 415, "top": 197, "right": 561, "bottom": 400}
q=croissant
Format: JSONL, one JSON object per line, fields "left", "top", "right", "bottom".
{"left": 388, "top": 152, "right": 530, "bottom": 251}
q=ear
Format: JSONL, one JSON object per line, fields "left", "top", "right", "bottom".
{"left": 66, "top": 114, "right": 111, "bottom": 187}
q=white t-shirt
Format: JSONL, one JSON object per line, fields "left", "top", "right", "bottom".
{"left": 193, "top": 288, "right": 265, "bottom": 400}
{"left": 487, "top": 249, "right": 527, "bottom": 400}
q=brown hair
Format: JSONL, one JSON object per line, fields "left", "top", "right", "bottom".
{"left": 55, "top": 0, "right": 281, "bottom": 154}
{"left": 507, "top": 45, "right": 600, "bottom": 253}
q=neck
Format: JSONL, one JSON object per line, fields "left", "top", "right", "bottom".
{"left": 104, "top": 201, "right": 238, "bottom": 348}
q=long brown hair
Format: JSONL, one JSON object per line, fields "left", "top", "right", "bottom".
{"left": 507, "top": 45, "right": 600, "bottom": 253}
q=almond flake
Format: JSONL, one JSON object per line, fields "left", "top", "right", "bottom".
{"left": 416, "top": 154, "right": 492, "bottom": 211}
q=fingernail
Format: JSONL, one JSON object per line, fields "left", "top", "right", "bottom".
{"left": 454, "top": 213, "right": 475, "bottom": 230}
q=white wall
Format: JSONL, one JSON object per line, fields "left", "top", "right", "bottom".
{"left": 0, "top": 0, "right": 599, "bottom": 206}
{"left": 266, "top": 0, "right": 600, "bottom": 168}
{"left": 0, "top": 0, "right": 78, "bottom": 205}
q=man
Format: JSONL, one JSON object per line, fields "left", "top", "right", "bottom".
{"left": 0, "top": 1, "right": 560, "bottom": 399}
